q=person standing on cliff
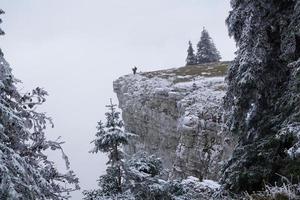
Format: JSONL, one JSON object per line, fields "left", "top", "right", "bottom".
{"left": 132, "top": 66, "right": 137, "bottom": 75}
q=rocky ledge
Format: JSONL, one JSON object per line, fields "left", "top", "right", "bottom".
{"left": 113, "top": 61, "right": 235, "bottom": 181}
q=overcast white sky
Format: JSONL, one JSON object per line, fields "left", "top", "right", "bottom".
{"left": 1, "top": 0, "right": 235, "bottom": 199}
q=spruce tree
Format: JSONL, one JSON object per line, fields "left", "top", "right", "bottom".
{"left": 0, "top": 10, "right": 79, "bottom": 199}
{"left": 84, "top": 99, "right": 133, "bottom": 198}
{"left": 223, "top": 0, "right": 300, "bottom": 193}
{"left": 186, "top": 41, "right": 197, "bottom": 65}
{"left": 196, "top": 28, "right": 221, "bottom": 64}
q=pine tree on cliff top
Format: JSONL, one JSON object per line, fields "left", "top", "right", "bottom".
{"left": 223, "top": 0, "right": 300, "bottom": 193}
{"left": 0, "top": 10, "right": 79, "bottom": 199}
{"left": 186, "top": 41, "right": 197, "bottom": 65}
{"left": 196, "top": 28, "right": 221, "bottom": 64}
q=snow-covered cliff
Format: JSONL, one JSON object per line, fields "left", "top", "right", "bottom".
{"left": 113, "top": 62, "right": 235, "bottom": 181}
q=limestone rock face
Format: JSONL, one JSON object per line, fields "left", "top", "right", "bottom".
{"left": 113, "top": 62, "right": 235, "bottom": 181}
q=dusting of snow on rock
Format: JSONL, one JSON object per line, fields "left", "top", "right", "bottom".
{"left": 182, "top": 176, "right": 220, "bottom": 190}
{"left": 113, "top": 62, "right": 235, "bottom": 181}
{"left": 200, "top": 179, "right": 221, "bottom": 190}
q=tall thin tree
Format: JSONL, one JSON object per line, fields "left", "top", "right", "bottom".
{"left": 85, "top": 99, "right": 132, "bottom": 198}
{"left": 186, "top": 41, "right": 197, "bottom": 65}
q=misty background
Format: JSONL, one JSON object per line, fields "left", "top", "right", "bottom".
{"left": 1, "top": 0, "right": 235, "bottom": 199}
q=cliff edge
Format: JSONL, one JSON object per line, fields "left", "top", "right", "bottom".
{"left": 113, "top": 62, "right": 235, "bottom": 181}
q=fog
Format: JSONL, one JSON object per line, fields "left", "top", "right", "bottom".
{"left": 1, "top": 0, "right": 235, "bottom": 199}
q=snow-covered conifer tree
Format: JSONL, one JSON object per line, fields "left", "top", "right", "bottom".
{"left": 196, "top": 28, "right": 221, "bottom": 64}
{"left": 124, "top": 152, "right": 170, "bottom": 200}
{"left": 186, "top": 41, "right": 197, "bottom": 65}
{"left": 223, "top": 0, "right": 300, "bottom": 193}
{"left": 84, "top": 99, "right": 133, "bottom": 198}
{"left": 0, "top": 10, "right": 79, "bottom": 199}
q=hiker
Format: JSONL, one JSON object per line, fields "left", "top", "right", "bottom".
{"left": 132, "top": 66, "right": 137, "bottom": 75}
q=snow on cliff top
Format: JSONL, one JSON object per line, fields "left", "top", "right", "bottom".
{"left": 114, "top": 61, "right": 228, "bottom": 94}
{"left": 114, "top": 62, "right": 228, "bottom": 129}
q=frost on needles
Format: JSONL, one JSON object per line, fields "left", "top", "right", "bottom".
{"left": 222, "top": 0, "right": 300, "bottom": 193}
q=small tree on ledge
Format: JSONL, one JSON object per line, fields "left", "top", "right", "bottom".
{"left": 196, "top": 27, "right": 221, "bottom": 64}
{"left": 186, "top": 41, "right": 197, "bottom": 65}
